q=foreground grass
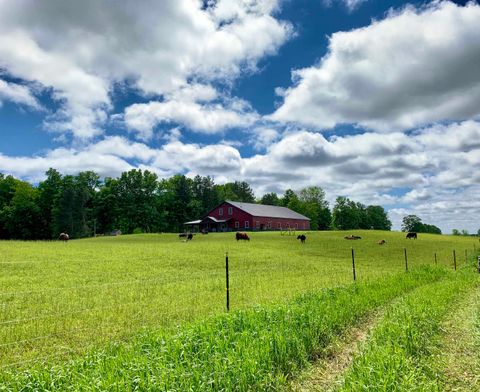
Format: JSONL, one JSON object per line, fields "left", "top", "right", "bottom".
{"left": 0, "top": 267, "right": 451, "bottom": 391}
{"left": 0, "top": 231, "right": 476, "bottom": 366}
{"left": 338, "top": 266, "right": 478, "bottom": 391}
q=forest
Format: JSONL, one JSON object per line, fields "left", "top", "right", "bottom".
{"left": 0, "top": 168, "right": 395, "bottom": 239}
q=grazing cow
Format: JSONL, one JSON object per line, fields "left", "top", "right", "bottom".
{"left": 406, "top": 232, "right": 417, "bottom": 239}
{"left": 236, "top": 232, "right": 250, "bottom": 241}
{"left": 297, "top": 234, "right": 306, "bottom": 244}
{"left": 378, "top": 239, "right": 386, "bottom": 245}
{"left": 187, "top": 233, "right": 193, "bottom": 241}
{"left": 58, "top": 233, "right": 69, "bottom": 242}
{"left": 344, "top": 235, "right": 362, "bottom": 240}
{"left": 179, "top": 233, "right": 187, "bottom": 238}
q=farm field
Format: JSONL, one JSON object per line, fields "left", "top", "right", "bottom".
{"left": 0, "top": 230, "right": 478, "bottom": 390}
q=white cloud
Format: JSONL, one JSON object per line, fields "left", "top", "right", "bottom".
{"left": 124, "top": 95, "right": 258, "bottom": 140}
{"left": 0, "top": 79, "right": 41, "bottom": 110}
{"left": 0, "top": 0, "right": 292, "bottom": 138}
{"left": 272, "top": 1, "right": 480, "bottom": 131}
{"left": 323, "top": 0, "right": 369, "bottom": 12}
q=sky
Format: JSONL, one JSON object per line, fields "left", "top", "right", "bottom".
{"left": 0, "top": 0, "right": 479, "bottom": 233}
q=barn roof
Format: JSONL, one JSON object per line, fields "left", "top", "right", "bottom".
{"left": 226, "top": 201, "right": 310, "bottom": 220}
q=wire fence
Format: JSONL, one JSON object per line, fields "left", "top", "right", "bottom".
{"left": 1, "top": 242, "right": 478, "bottom": 370}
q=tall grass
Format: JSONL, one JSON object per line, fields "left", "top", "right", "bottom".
{"left": 0, "top": 267, "right": 453, "bottom": 390}
{"left": 338, "top": 266, "right": 478, "bottom": 391}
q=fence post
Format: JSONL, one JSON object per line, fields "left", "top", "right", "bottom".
{"left": 434, "top": 252, "right": 437, "bottom": 265}
{"left": 453, "top": 250, "right": 456, "bottom": 271}
{"left": 477, "top": 256, "right": 480, "bottom": 274}
{"left": 225, "top": 252, "right": 230, "bottom": 312}
{"left": 465, "top": 249, "right": 468, "bottom": 264}
{"left": 404, "top": 248, "right": 408, "bottom": 272}
{"left": 351, "top": 248, "right": 356, "bottom": 282}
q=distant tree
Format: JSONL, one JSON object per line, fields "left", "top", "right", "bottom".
{"left": 37, "top": 168, "right": 63, "bottom": 238}
{"left": 461, "top": 229, "right": 469, "bottom": 236}
{"left": 477, "top": 228, "right": 480, "bottom": 236}
{"left": 0, "top": 181, "right": 42, "bottom": 239}
{"left": 423, "top": 224, "right": 442, "bottom": 234}
{"left": 366, "top": 205, "right": 392, "bottom": 231}
{"left": 215, "top": 181, "right": 255, "bottom": 203}
{"left": 298, "top": 186, "right": 332, "bottom": 230}
{"left": 281, "top": 189, "right": 297, "bottom": 207}
{"left": 260, "top": 192, "right": 280, "bottom": 206}
{"left": 401, "top": 215, "right": 423, "bottom": 232}
{"left": 332, "top": 197, "right": 360, "bottom": 230}
{"left": 452, "top": 229, "right": 461, "bottom": 236}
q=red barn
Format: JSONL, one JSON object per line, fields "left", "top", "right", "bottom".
{"left": 185, "top": 200, "right": 310, "bottom": 232}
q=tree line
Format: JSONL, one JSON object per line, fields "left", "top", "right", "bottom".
{"left": 401, "top": 215, "right": 442, "bottom": 234}
{"left": 0, "top": 169, "right": 392, "bottom": 240}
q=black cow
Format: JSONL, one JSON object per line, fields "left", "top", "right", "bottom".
{"left": 179, "top": 233, "right": 193, "bottom": 241}
{"left": 236, "top": 232, "right": 250, "bottom": 241}
{"left": 406, "top": 232, "right": 417, "bottom": 239}
{"left": 297, "top": 234, "right": 306, "bottom": 243}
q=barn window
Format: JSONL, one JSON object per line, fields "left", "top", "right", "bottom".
{"left": 245, "top": 221, "right": 249, "bottom": 228}
{"left": 235, "top": 221, "right": 239, "bottom": 228}
{"left": 219, "top": 208, "right": 223, "bottom": 216}
{"left": 228, "top": 207, "right": 233, "bottom": 215}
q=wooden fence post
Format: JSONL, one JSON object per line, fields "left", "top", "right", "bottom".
{"left": 453, "top": 250, "right": 456, "bottom": 271}
{"left": 434, "top": 252, "right": 437, "bottom": 265}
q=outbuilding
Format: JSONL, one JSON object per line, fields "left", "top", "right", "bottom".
{"left": 184, "top": 200, "right": 310, "bottom": 232}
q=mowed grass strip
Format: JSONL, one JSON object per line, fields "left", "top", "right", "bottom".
{"left": 0, "top": 231, "right": 476, "bottom": 366}
{"left": 438, "top": 284, "right": 480, "bottom": 391}
{"left": 337, "top": 266, "right": 478, "bottom": 391}
{"left": 0, "top": 267, "right": 450, "bottom": 391}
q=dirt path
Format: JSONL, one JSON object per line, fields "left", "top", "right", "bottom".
{"left": 440, "top": 284, "right": 480, "bottom": 391}
{"left": 290, "top": 309, "right": 383, "bottom": 392}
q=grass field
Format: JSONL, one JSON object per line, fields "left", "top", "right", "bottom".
{"left": 0, "top": 230, "right": 478, "bottom": 389}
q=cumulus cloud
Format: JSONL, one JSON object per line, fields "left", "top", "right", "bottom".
{"left": 0, "top": 79, "right": 41, "bottom": 110}
{"left": 272, "top": 1, "right": 480, "bottom": 131}
{"left": 0, "top": 0, "right": 292, "bottom": 138}
{"left": 124, "top": 94, "right": 258, "bottom": 140}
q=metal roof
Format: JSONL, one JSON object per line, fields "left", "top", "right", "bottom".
{"left": 226, "top": 201, "right": 310, "bottom": 220}
{"left": 184, "top": 217, "right": 230, "bottom": 225}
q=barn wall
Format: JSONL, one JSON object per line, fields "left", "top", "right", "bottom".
{"left": 205, "top": 202, "right": 310, "bottom": 231}
{"left": 208, "top": 202, "right": 253, "bottom": 230}
{"left": 251, "top": 216, "right": 310, "bottom": 231}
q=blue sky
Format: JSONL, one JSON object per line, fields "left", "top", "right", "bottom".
{"left": 0, "top": 0, "right": 479, "bottom": 232}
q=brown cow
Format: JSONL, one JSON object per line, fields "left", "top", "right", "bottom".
{"left": 378, "top": 239, "right": 386, "bottom": 245}
{"left": 236, "top": 232, "right": 250, "bottom": 241}
{"left": 345, "top": 235, "right": 361, "bottom": 240}
{"left": 58, "top": 233, "right": 69, "bottom": 242}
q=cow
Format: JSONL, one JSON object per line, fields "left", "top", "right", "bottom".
{"left": 406, "top": 232, "right": 417, "bottom": 239}
{"left": 345, "top": 235, "right": 362, "bottom": 240}
{"left": 236, "top": 232, "right": 250, "bottom": 241}
{"left": 179, "top": 232, "right": 194, "bottom": 241}
{"left": 297, "top": 234, "right": 306, "bottom": 244}
{"left": 378, "top": 239, "right": 386, "bottom": 245}
{"left": 58, "top": 233, "right": 69, "bottom": 242}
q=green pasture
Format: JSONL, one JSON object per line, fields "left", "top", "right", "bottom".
{"left": 0, "top": 230, "right": 477, "bottom": 369}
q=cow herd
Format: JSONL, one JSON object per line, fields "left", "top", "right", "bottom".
{"left": 58, "top": 231, "right": 419, "bottom": 244}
